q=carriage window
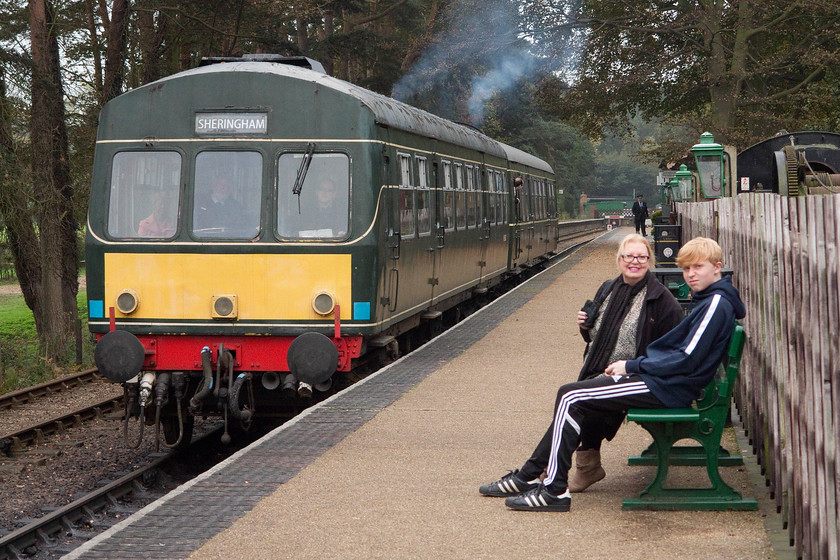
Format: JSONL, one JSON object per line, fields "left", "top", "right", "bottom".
{"left": 413, "top": 156, "right": 431, "bottom": 234}
{"left": 520, "top": 176, "right": 530, "bottom": 221}
{"left": 277, "top": 152, "right": 350, "bottom": 240}
{"left": 548, "top": 182, "right": 557, "bottom": 217}
{"left": 466, "top": 165, "right": 477, "bottom": 228}
{"left": 442, "top": 161, "right": 454, "bottom": 231}
{"left": 416, "top": 156, "right": 428, "bottom": 188}
{"left": 400, "top": 187, "right": 416, "bottom": 237}
{"left": 399, "top": 153, "right": 412, "bottom": 186}
{"left": 454, "top": 163, "right": 466, "bottom": 229}
{"left": 495, "top": 171, "right": 506, "bottom": 224}
{"left": 193, "top": 151, "right": 262, "bottom": 239}
{"left": 417, "top": 186, "right": 431, "bottom": 236}
{"left": 486, "top": 170, "right": 496, "bottom": 225}
{"left": 540, "top": 180, "right": 551, "bottom": 218}
{"left": 107, "top": 151, "right": 181, "bottom": 239}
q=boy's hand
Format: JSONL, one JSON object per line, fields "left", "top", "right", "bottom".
{"left": 604, "top": 361, "right": 627, "bottom": 376}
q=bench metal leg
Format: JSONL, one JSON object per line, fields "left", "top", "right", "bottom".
{"left": 622, "top": 422, "right": 757, "bottom": 511}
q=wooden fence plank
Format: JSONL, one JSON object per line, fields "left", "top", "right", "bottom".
{"left": 807, "top": 197, "right": 828, "bottom": 558}
{"left": 817, "top": 197, "right": 838, "bottom": 559}
{"left": 828, "top": 197, "right": 840, "bottom": 557}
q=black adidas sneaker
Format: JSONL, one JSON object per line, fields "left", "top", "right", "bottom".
{"left": 479, "top": 470, "right": 540, "bottom": 497}
{"left": 505, "top": 485, "right": 571, "bottom": 511}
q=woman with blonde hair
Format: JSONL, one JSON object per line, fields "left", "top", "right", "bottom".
{"left": 480, "top": 233, "right": 682, "bottom": 498}
{"left": 567, "top": 233, "right": 682, "bottom": 491}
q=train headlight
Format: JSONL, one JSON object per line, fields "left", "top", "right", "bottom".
{"left": 212, "top": 295, "right": 238, "bottom": 319}
{"left": 116, "top": 289, "right": 140, "bottom": 314}
{"left": 312, "top": 291, "right": 335, "bottom": 316}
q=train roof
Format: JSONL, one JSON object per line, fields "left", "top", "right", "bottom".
{"left": 144, "top": 59, "right": 553, "bottom": 175}
{"left": 502, "top": 144, "right": 554, "bottom": 173}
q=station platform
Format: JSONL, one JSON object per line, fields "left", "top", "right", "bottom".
{"left": 65, "top": 230, "right": 780, "bottom": 560}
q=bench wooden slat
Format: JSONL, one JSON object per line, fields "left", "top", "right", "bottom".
{"left": 626, "top": 408, "right": 699, "bottom": 422}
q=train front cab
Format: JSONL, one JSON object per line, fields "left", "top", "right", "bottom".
{"left": 85, "top": 68, "right": 391, "bottom": 447}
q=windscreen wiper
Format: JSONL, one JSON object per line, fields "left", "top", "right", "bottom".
{"left": 292, "top": 142, "right": 316, "bottom": 213}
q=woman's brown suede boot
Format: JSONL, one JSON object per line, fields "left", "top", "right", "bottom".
{"left": 568, "top": 449, "right": 606, "bottom": 492}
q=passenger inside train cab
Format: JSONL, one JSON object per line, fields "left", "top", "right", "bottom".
{"left": 312, "top": 179, "right": 347, "bottom": 236}
{"left": 277, "top": 152, "right": 350, "bottom": 240}
{"left": 191, "top": 151, "right": 262, "bottom": 239}
{"left": 138, "top": 193, "right": 176, "bottom": 238}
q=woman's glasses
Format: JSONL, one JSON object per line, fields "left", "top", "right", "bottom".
{"left": 621, "top": 254, "right": 650, "bottom": 263}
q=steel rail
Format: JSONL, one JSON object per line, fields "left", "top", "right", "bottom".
{"left": 0, "top": 425, "right": 224, "bottom": 560}
{"left": 0, "top": 369, "right": 102, "bottom": 411}
{"left": 0, "top": 395, "right": 124, "bottom": 453}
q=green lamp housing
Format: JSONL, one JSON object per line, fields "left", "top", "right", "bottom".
{"left": 674, "top": 164, "right": 694, "bottom": 201}
{"left": 667, "top": 177, "right": 683, "bottom": 202}
{"left": 691, "top": 132, "right": 725, "bottom": 198}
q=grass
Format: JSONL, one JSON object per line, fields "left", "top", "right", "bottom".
{"left": 0, "top": 289, "right": 95, "bottom": 394}
{"left": 0, "top": 293, "right": 37, "bottom": 338}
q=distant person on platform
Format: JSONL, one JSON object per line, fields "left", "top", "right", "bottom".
{"left": 632, "top": 194, "right": 649, "bottom": 236}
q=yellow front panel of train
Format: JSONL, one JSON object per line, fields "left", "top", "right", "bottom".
{"left": 104, "top": 253, "right": 352, "bottom": 320}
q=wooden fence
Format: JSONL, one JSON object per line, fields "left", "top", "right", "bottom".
{"left": 676, "top": 193, "right": 839, "bottom": 560}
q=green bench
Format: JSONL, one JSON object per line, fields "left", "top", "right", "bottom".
{"left": 622, "top": 324, "right": 758, "bottom": 511}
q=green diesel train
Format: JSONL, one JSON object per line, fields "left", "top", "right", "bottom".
{"left": 86, "top": 55, "right": 593, "bottom": 446}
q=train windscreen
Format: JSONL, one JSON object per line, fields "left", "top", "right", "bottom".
{"left": 106, "top": 151, "right": 181, "bottom": 239}
{"left": 277, "top": 152, "right": 350, "bottom": 240}
{"left": 192, "top": 151, "right": 263, "bottom": 239}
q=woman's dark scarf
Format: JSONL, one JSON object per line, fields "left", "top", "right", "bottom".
{"left": 581, "top": 272, "right": 649, "bottom": 379}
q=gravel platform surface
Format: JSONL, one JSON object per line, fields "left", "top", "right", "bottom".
{"left": 184, "top": 229, "right": 774, "bottom": 560}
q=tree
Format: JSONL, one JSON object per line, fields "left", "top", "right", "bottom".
{"left": 27, "top": 0, "right": 80, "bottom": 361}
{"left": 0, "top": 66, "right": 42, "bottom": 317}
{"left": 525, "top": 0, "right": 840, "bottom": 155}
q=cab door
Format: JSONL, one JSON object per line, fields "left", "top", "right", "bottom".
{"left": 383, "top": 143, "right": 400, "bottom": 313}
{"left": 476, "top": 165, "right": 490, "bottom": 284}
{"left": 414, "top": 155, "right": 437, "bottom": 303}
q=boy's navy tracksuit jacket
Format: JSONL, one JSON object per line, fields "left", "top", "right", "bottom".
{"left": 624, "top": 276, "right": 747, "bottom": 408}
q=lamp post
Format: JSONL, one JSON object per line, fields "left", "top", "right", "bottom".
{"left": 691, "top": 132, "right": 725, "bottom": 198}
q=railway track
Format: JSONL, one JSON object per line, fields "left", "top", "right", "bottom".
{"left": 0, "top": 369, "right": 103, "bottom": 411}
{"left": 0, "top": 395, "right": 124, "bottom": 455}
{"left": 0, "top": 424, "right": 228, "bottom": 560}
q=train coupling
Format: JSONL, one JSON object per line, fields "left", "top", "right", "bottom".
{"left": 138, "top": 372, "right": 156, "bottom": 409}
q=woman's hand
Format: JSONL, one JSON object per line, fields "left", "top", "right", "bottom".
{"left": 577, "top": 310, "right": 589, "bottom": 329}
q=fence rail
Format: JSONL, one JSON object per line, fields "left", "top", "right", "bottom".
{"left": 677, "top": 193, "right": 839, "bottom": 560}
